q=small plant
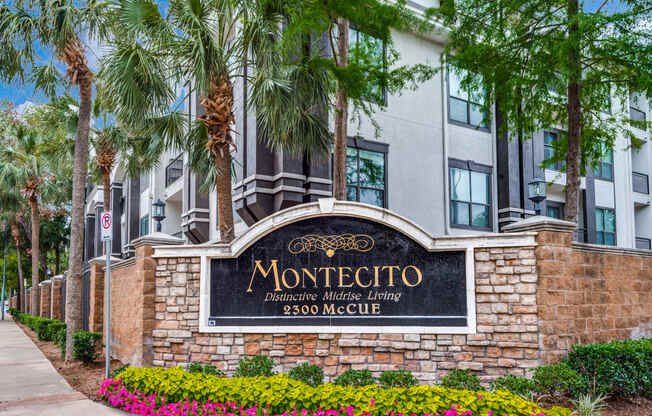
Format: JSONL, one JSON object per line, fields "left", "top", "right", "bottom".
{"left": 570, "top": 393, "right": 608, "bottom": 416}
{"left": 55, "top": 326, "right": 67, "bottom": 359}
{"left": 490, "top": 374, "right": 536, "bottom": 398}
{"left": 439, "top": 369, "right": 483, "bottom": 391}
{"left": 533, "top": 363, "right": 588, "bottom": 398}
{"left": 110, "top": 363, "right": 132, "bottom": 379}
{"left": 288, "top": 362, "right": 324, "bottom": 387}
{"left": 379, "top": 370, "right": 418, "bottom": 388}
{"left": 333, "top": 369, "right": 376, "bottom": 387}
{"left": 72, "top": 330, "right": 102, "bottom": 364}
{"left": 234, "top": 355, "right": 276, "bottom": 377}
{"left": 186, "top": 362, "right": 225, "bottom": 377}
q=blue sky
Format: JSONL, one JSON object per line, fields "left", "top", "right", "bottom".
{"left": 0, "top": 0, "right": 634, "bottom": 110}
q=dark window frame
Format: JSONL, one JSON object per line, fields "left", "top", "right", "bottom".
{"left": 447, "top": 68, "right": 491, "bottom": 132}
{"left": 629, "top": 92, "right": 647, "bottom": 130}
{"left": 595, "top": 206, "right": 616, "bottom": 246}
{"left": 635, "top": 237, "right": 651, "bottom": 250}
{"left": 594, "top": 145, "right": 614, "bottom": 182}
{"left": 543, "top": 130, "right": 566, "bottom": 172}
{"left": 139, "top": 215, "right": 150, "bottom": 237}
{"left": 345, "top": 137, "right": 388, "bottom": 208}
{"left": 546, "top": 201, "right": 565, "bottom": 219}
{"left": 448, "top": 158, "right": 493, "bottom": 231}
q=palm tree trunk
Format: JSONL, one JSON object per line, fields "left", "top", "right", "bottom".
{"left": 11, "top": 221, "right": 24, "bottom": 312}
{"left": 29, "top": 196, "right": 40, "bottom": 316}
{"left": 332, "top": 17, "right": 349, "bottom": 201}
{"left": 17, "top": 215, "right": 49, "bottom": 276}
{"left": 102, "top": 171, "right": 111, "bottom": 255}
{"left": 215, "top": 149, "right": 235, "bottom": 242}
{"left": 565, "top": 0, "right": 581, "bottom": 225}
{"left": 65, "top": 74, "right": 92, "bottom": 361}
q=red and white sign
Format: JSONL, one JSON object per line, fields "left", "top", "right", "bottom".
{"left": 101, "top": 211, "right": 112, "bottom": 241}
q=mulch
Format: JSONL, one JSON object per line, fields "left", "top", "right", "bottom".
{"left": 15, "top": 320, "right": 124, "bottom": 401}
{"left": 14, "top": 320, "right": 652, "bottom": 414}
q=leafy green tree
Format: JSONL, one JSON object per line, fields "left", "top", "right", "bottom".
{"left": 435, "top": 0, "right": 651, "bottom": 223}
{"left": 0, "top": 0, "right": 113, "bottom": 359}
{"left": 0, "top": 115, "right": 58, "bottom": 315}
{"left": 0, "top": 190, "right": 28, "bottom": 311}
{"left": 274, "top": 0, "right": 438, "bottom": 200}
{"left": 101, "top": 0, "right": 334, "bottom": 243}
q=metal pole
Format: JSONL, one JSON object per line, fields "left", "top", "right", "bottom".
{"left": 104, "top": 240, "right": 111, "bottom": 379}
{"left": 1, "top": 243, "right": 6, "bottom": 320}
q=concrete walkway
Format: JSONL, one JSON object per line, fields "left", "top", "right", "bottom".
{"left": 0, "top": 318, "right": 122, "bottom": 415}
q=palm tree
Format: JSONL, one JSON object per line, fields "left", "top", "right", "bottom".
{"left": 0, "top": 121, "right": 57, "bottom": 316}
{"left": 0, "top": 191, "right": 26, "bottom": 312}
{"left": 0, "top": 0, "right": 113, "bottom": 359}
{"left": 101, "top": 0, "right": 331, "bottom": 243}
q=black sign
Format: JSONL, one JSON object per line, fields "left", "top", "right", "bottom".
{"left": 209, "top": 216, "right": 467, "bottom": 327}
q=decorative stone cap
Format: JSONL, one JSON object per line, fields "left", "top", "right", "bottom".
{"left": 88, "top": 255, "right": 123, "bottom": 266}
{"left": 133, "top": 232, "right": 185, "bottom": 248}
{"left": 503, "top": 215, "right": 577, "bottom": 233}
{"left": 38, "top": 280, "right": 52, "bottom": 286}
{"left": 52, "top": 275, "right": 64, "bottom": 281}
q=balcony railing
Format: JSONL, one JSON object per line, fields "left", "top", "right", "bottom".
{"left": 635, "top": 237, "right": 651, "bottom": 250}
{"left": 165, "top": 155, "right": 184, "bottom": 187}
{"left": 633, "top": 172, "right": 649, "bottom": 194}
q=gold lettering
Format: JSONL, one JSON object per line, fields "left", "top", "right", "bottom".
{"left": 247, "top": 260, "right": 280, "bottom": 292}
{"left": 338, "top": 267, "right": 353, "bottom": 288}
{"left": 354, "top": 266, "right": 372, "bottom": 288}
{"left": 323, "top": 304, "right": 335, "bottom": 314}
{"left": 281, "top": 268, "right": 300, "bottom": 289}
{"left": 319, "top": 267, "right": 336, "bottom": 288}
{"left": 401, "top": 265, "right": 423, "bottom": 287}
{"left": 371, "top": 303, "right": 380, "bottom": 314}
{"left": 373, "top": 266, "right": 381, "bottom": 287}
{"left": 337, "top": 305, "right": 345, "bottom": 314}
{"left": 301, "top": 268, "right": 318, "bottom": 288}
{"left": 346, "top": 304, "right": 356, "bottom": 314}
{"left": 382, "top": 265, "right": 400, "bottom": 287}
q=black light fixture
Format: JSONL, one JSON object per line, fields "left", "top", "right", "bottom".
{"left": 152, "top": 199, "right": 166, "bottom": 232}
{"left": 527, "top": 178, "right": 547, "bottom": 215}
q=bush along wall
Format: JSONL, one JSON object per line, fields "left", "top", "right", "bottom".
{"left": 105, "top": 367, "right": 571, "bottom": 416}
{"left": 11, "top": 310, "right": 101, "bottom": 364}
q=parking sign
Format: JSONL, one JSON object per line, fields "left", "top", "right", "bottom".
{"left": 101, "top": 211, "right": 112, "bottom": 241}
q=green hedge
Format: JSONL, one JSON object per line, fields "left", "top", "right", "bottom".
{"left": 566, "top": 338, "right": 651, "bottom": 398}
{"left": 115, "top": 367, "right": 572, "bottom": 416}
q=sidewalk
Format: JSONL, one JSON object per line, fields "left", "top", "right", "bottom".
{"left": 0, "top": 318, "right": 122, "bottom": 415}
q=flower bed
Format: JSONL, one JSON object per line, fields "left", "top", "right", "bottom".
{"left": 99, "top": 368, "right": 572, "bottom": 416}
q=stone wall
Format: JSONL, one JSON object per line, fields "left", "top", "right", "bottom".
{"left": 89, "top": 262, "right": 105, "bottom": 333}
{"left": 151, "top": 245, "right": 541, "bottom": 383}
{"left": 39, "top": 281, "right": 51, "bottom": 318}
{"left": 50, "top": 277, "right": 63, "bottom": 320}
{"left": 535, "top": 229, "right": 652, "bottom": 364}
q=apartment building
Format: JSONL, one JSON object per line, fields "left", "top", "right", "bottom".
{"left": 81, "top": 0, "right": 651, "bottom": 262}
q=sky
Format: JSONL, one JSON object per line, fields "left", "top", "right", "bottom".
{"left": 0, "top": 0, "right": 638, "bottom": 110}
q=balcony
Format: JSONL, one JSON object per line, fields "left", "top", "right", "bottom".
{"left": 633, "top": 172, "right": 649, "bottom": 194}
{"left": 635, "top": 237, "right": 651, "bottom": 250}
{"left": 165, "top": 155, "right": 184, "bottom": 188}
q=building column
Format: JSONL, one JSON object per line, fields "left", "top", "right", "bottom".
{"left": 124, "top": 178, "right": 140, "bottom": 258}
{"left": 496, "top": 108, "right": 525, "bottom": 230}
{"left": 50, "top": 276, "right": 63, "bottom": 320}
{"left": 181, "top": 170, "right": 210, "bottom": 244}
{"left": 110, "top": 182, "right": 123, "bottom": 257}
{"left": 84, "top": 213, "right": 96, "bottom": 263}
{"left": 39, "top": 281, "right": 51, "bottom": 318}
{"left": 585, "top": 169, "right": 597, "bottom": 244}
{"left": 94, "top": 202, "right": 104, "bottom": 258}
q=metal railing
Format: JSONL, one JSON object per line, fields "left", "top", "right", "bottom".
{"left": 165, "top": 155, "right": 184, "bottom": 187}
{"left": 633, "top": 172, "right": 649, "bottom": 194}
{"left": 635, "top": 237, "right": 651, "bottom": 250}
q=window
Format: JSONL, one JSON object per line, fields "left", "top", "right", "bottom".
{"left": 543, "top": 131, "right": 565, "bottom": 171}
{"left": 593, "top": 143, "right": 613, "bottom": 181}
{"left": 449, "top": 159, "right": 492, "bottom": 230}
{"left": 346, "top": 26, "right": 386, "bottom": 105}
{"left": 630, "top": 92, "right": 646, "bottom": 129}
{"left": 448, "top": 67, "right": 489, "bottom": 129}
{"left": 635, "top": 237, "right": 651, "bottom": 250}
{"left": 140, "top": 215, "right": 150, "bottom": 237}
{"left": 345, "top": 138, "right": 387, "bottom": 208}
{"left": 140, "top": 171, "right": 150, "bottom": 191}
{"left": 546, "top": 202, "right": 564, "bottom": 219}
{"left": 595, "top": 208, "right": 616, "bottom": 246}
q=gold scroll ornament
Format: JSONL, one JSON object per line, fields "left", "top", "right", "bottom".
{"left": 288, "top": 234, "right": 375, "bottom": 258}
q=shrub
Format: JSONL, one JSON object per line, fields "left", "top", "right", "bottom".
{"left": 234, "top": 355, "right": 276, "bottom": 377}
{"left": 490, "top": 374, "right": 536, "bottom": 398}
{"left": 533, "top": 363, "right": 588, "bottom": 398}
{"left": 379, "top": 370, "right": 418, "bottom": 389}
{"left": 566, "top": 338, "right": 651, "bottom": 398}
{"left": 111, "top": 367, "right": 572, "bottom": 416}
{"left": 54, "top": 326, "right": 67, "bottom": 359}
{"left": 72, "top": 330, "right": 102, "bottom": 364}
{"left": 186, "top": 362, "right": 225, "bottom": 377}
{"left": 47, "top": 322, "right": 66, "bottom": 342}
{"left": 333, "top": 369, "right": 376, "bottom": 387}
{"left": 569, "top": 393, "right": 608, "bottom": 416}
{"left": 288, "top": 362, "right": 324, "bottom": 387}
{"left": 438, "top": 369, "right": 483, "bottom": 391}
{"left": 110, "top": 363, "right": 132, "bottom": 379}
